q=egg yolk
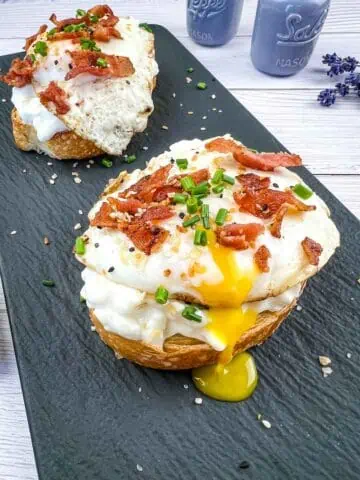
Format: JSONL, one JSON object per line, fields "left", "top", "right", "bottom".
{"left": 192, "top": 352, "right": 258, "bottom": 402}
{"left": 192, "top": 231, "right": 259, "bottom": 401}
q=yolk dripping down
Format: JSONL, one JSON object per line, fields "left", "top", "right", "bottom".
{"left": 192, "top": 231, "right": 259, "bottom": 401}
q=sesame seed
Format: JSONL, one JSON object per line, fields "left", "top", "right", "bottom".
{"left": 357, "top": 278, "right": 360, "bottom": 284}
{"left": 51, "top": 173, "right": 58, "bottom": 180}
{"left": 74, "top": 223, "right": 81, "bottom": 230}
{"left": 138, "top": 387, "right": 142, "bottom": 392}
{"left": 257, "top": 413, "right": 262, "bottom": 420}
{"left": 319, "top": 356, "right": 331, "bottom": 366}
{"left": 142, "top": 146, "right": 148, "bottom": 151}
{"left": 186, "top": 77, "right": 192, "bottom": 83}
{"left": 49, "top": 179, "right": 55, "bottom": 185}
{"left": 86, "top": 164, "right": 91, "bottom": 169}
{"left": 10, "top": 230, "right": 17, "bottom": 235}
{"left": 22, "top": 169, "right": 27, "bottom": 173}
{"left": 172, "top": 92, "right": 176, "bottom": 98}
{"left": 95, "top": 243, "right": 99, "bottom": 248}
{"left": 136, "top": 464, "right": 143, "bottom": 472}
{"left": 79, "top": 209, "right": 83, "bottom": 215}
{"left": 211, "top": 94, "right": 216, "bottom": 99}
{"left": 72, "top": 172, "right": 79, "bottom": 176}
{"left": 218, "top": 109, "right": 223, "bottom": 113}
{"left": 43, "top": 236, "right": 50, "bottom": 245}
{"left": 202, "top": 115, "right": 207, "bottom": 120}
{"left": 161, "top": 125, "right": 168, "bottom": 130}
{"left": 180, "top": 103, "right": 183, "bottom": 107}
{"left": 47, "top": 162, "right": 53, "bottom": 166}
{"left": 187, "top": 111, "right": 194, "bottom": 115}
{"left": 212, "top": 107, "right": 217, "bottom": 111}
{"left": 108, "top": 266, "right": 115, "bottom": 273}
{"left": 170, "top": 158, "right": 175, "bottom": 164}
{"left": 89, "top": 159, "right": 95, "bottom": 164}
{"left": 179, "top": 212, "right": 185, "bottom": 219}
{"left": 347, "top": 352, "right": 352, "bottom": 359}
{"left": 91, "top": 325, "right": 96, "bottom": 331}
{"left": 2, "top": 98, "right": 6, "bottom": 103}
{"left": 239, "top": 461, "right": 250, "bottom": 470}
{"left": 273, "top": 183, "right": 279, "bottom": 188}
{"left": 129, "top": 247, "right": 135, "bottom": 252}
{"left": 73, "top": 162, "right": 78, "bottom": 168}
{"left": 74, "top": 177, "right": 82, "bottom": 184}
{"left": 296, "top": 305, "right": 303, "bottom": 311}
{"left": 262, "top": 419, "right": 271, "bottom": 429}
{"left": 200, "top": 127, "right": 206, "bottom": 131}
{"left": 183, "top": 384, "right": 189, "bottom": 389}
{"left": 194, "top": 397, "right": 203, "bottom": 405}
{"left": 322, "top": 366, "right": 333, "bottom": 377}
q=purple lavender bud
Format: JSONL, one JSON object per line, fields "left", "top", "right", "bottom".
{"left": 322, "top": 52, "right": 341, "bottom": 66}
{"left": 318, "top": 88, "right": 337, "bottom": 106}
{"left": 342, "top": 56, "right": 359, "bottom": 73}
{"left": 335, "top": 82, "right": 350, "bottom": 96}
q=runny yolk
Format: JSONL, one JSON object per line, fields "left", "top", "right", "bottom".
{"left": 192, "top": 231, "right": 259, "bottom": 402}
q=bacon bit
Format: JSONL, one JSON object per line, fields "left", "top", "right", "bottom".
{"left": 24, "top": 24, "right": 47, "bottom": 50}
{"left": 234, "top": 189, "right": 315, "bottom": 219}
{"left": 49, "top": 13, "right": 86, "bottom": 29}
{"left": 237, "top": 173, "right": 270, "bottom": 192}
{"left": 108, "top": 197, "right": 143, "bottom": 214}
{"left": 122, "top": 222, "right": 169, "bottom": 255}
{"left": 88, "top": 4, "right": 114, "bottom": 17}
{"left": 120, "top": 165, "right": 172, "bottom": 203}
{"left": 39, "top": 81, "right": 70, "bottom": 115}
{"left": 205, "top": 137, "right": 302, "bottom": 171}
{"left": 92, "top": 25, "right": 121, "bottom": 42}
{"left": 301, "top": 237, "right": 323, "bottom": 266}
{"left": 163, "top": 269, "right": 172, "bottom": 277}
{"left": 140, "top": 205, "right": 174, "bottom": 222}
{"left": 216, "top": 223, "right": 265, "bottom": 250}
{"left": 254, "top": 245, "right": 271, "bottom": 272}
{"left": 49, "top": 31, "right": 88, "bottom": 42}
{"left": 170, "top": 168, "right": 210, "bottom": 187}
{"left": 152, "top": 185, "right": 181, "bottom": 202}
{"left": 90, "top": 202, "right": 119, "bottom": 229}
{"left": 0, "top": 57, "right": 33, "bottom": 87}
{"left": 269, "top": 204, "right": 288, "bottom": 238}
{"left": 65, "top": 50, "right": 134, "bottom": 80}
{"left": 98, "top": 15, "right": 119, "bottom": 27}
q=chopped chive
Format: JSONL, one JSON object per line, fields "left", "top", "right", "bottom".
{"left": 197, "top": 81, "right": 207, "bottom": 90}
{"left": 183, "top": 215, "right": 200, "bottom": 228}
{"left": 29, "top": 53, "right": 36, "bottom": 63}
{"left": 139, "top": 23, "right": 153, "bottom": 33}
{"left": 200, "top": 230, "right": 208, "bottom": 246}
{"left": 34, "top": 41, "right": 48, "bottom": 57}
{"left": 125, "top": 154, "right": 136, "bottom": 164}
{"left": 201, "top": 204, "right": 210, "bottom": 229}
{"left": 187, "top": 67, "right": 194, "bottom": 73}
{"left": 80, "top": 38, "right": 101, "bottom": 52}
{"left": 192, "top": 181, "right": 209, "bottom": 195}
{"left": 101, "top": 158, "right": 112, "bottom": 168}
{"left": 155, "top": 285, "right": 169, "bottom": 305}
{"left": 194, "top": 229, "right": 207, "bottom": 246}
{"left": 42, "top": 279, "right": 55, "bottom": 287}
{"left": 80, "top": 295, "right": 86, "bottom": 303}
{"left": 180, "top": 176, "right": 196, "bottom": 192}
{"left": 176, "top": 158, "right": 188, "bottom": 170}
{"left": 47, "top": 28, "right": 57, "bottom": 38}
{"left": 291, "top": 183, "right": 313, "bottom": 200}
{"left": 173, "top": 193, "right": 187, "bottom": 204}
{"left": 89, "top": 14, "right": 99, "bottom": 23}
{"left": 75, "top": 236, "right": 86, "bottom": 255}
{"left": 215, "top": 208, "right": 228, "bottom": 226}
{"left": 182, "top": 305, "right": 202, "bottom": 322}
{"left": 187, "top": 197, "right": 198, "bottom": 214}
{"left": 63, "top": 24, "right": 75, "bottom": 32}
{"left": 212, "top": 184, "right": 224, "bottom": 194}
{"left": 212, "top": 168, "right": 224, "bottom": 184}
{"left": 76, "top": 8, "right": 86, "bottom": 17}
{"left": 223, "top": 174, "right": 235, "bottom": 185}
{"left": 96, "top": 57, "right": 108, "bottom": 68}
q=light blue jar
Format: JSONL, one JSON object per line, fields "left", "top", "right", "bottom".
{"left": 251, "top": 0, "right": 330, "bottom": 76}
{"left": 187, "top": 0, "right": 244, "bottom": 47}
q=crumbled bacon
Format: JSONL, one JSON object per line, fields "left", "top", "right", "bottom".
{"left": 216, "top": 223, "right": 265, "bottom": 250}
{"left": 152, "top": 185, "right": 181, "bottom": 202}
{"left": 39, "top": 81, "right": 70, "bottom": 115}
{"left": 122, "top": 222, "right": 169, "bottom": 255}
{"left": 98, "top": 14, "right": 119, "bottom": 27}
{"left": 236, "top": 173, "right": 271, "bottom": 192}
{"left": 88, "top": 4, "right": 114, "bottom": 17}
{"left": 301, "top": 237, "right": 323, "bottom": 266}
{"left": 24, "top": 24, "right": 47, "bottom": 51}
{"left": 49, "top": 31, "right": 88, "bottom": 42}
{"left": 120, "top": 165, "right": 172, "bottom": 203}
{"left": 234, "top": 189, "right": 315, "bottom": 219}
{"left": 49, "top": 14, "right": 87, "bottom": 29}
{"left": 108, "top": 197, "right": 143, "bottom": 214}
{"left": 90, "top": 202, "right": 119, "bottom": 229}
{"left": 254, "top": 245, "right": 271, "bottom": 272}
{"left": 269, "top": 204, "right": 289, "bottom": 238}
{"left": 65, "top": 50, "right": 134, "bottom": 80}
{"left": 140, "top": 205, "right": 174, "bottom": 222}
{"left": 92, "top": 25, "right": 121, "bottom": 42}
{"left": 0, "top": 57, "right": 33, "bottom": 87}
{"left": 205, "top": 137, "right": 302, "bottom": 171}
{"left": 169, "top": 168, "right": 210, "bottom": 187}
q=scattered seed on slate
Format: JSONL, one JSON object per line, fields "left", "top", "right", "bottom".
{"left": 239, "top": 461, "right": 250, "bottom": 470}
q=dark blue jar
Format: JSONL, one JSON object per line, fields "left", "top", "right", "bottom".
{"left": 251, "top": 0, "right": 330, "bottom": 76}
{"left": 187, "top": 0, "right": 244, "bottom": 47}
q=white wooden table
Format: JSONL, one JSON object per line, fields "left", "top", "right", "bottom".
{"left": 0, "top": 1, "right": 359, "bottom": 478}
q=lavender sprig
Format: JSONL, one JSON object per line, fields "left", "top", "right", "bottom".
{"left": 318, "top": 89, "right": 337, "bottom": 106}
{"left": 322, "top": 52, "right": 359, "bottom": 77}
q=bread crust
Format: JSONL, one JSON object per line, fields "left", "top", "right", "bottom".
{"left": 89, "top": 291, "right": 299, "bottom": 370}
{"left": 11, "top": 108, "right": 104, "bottom": 160}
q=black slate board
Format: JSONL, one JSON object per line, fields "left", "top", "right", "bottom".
{"left": 0, "top": 26, "right": 359, "bottom": 480}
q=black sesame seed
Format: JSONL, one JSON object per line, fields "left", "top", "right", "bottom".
{"left": 152, "top": 226, "right": 161, "bottom": 235}
{"left": 219, "top": 194, "right": 223, "bottom": 199}
{"left": 94, "top": 243, "right": 99, "bottom": 248}
{"left": 69, "top": 63, "right": 73, "bottom": 69}
{"left": 126, "top": 80, "right": 130, "bottom": 85}
{"left": 261, "top": 203, "right": 269, "bottom": 212}
{"left": 179, "top": 212, "right": 185, "bottom": 219}
{"left": 54, "top": 60, "right": 59, "bottom": 65}
{"left": 170, "top": 158, "right": 175, "bottom": 164}
{"left": 195, "top": 151, "right": 199, "bottom": 154}
{"left": 108, "top": 266, "right": 115, "bottom": 273}
{"left": 272, "top": 183, "right": 279, "bottom": 188}
{"left": 129, "top": 247, "right": 135, "bottom": 252}
{"left": 97, "top": 226, "right": 103, "bottom": 230}
{"left": 239, "top": 461, "right": 250, "bottom": 470}
{"left": 212, "top": 77, "right": 216, "bottom": 82}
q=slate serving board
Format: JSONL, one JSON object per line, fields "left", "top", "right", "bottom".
{"left": 0, "top": 25, "right": 359, "bottom": 480}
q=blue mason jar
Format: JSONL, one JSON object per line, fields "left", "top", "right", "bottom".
{"left": 187, "top": 0, "right": 244, "bottom": 47}
{"left": 251, "top": 0, "right": 330, "bottom": 76}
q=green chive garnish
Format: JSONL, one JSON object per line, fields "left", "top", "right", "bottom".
{"left": 47, "top": 28, "right": 56, "bottom": 38}
{"left": 194, "top": 229, "right": 207, "bottom": 246}
{"left": 101, "top": 158, "right": 112, "bottom": 168}
{"left": 139, "top": 23, "right": 153, "bottom": 33}
{"left": 173, "top": 193, "right": 187, "bottom": 204}
{"left": 42, "top": 279, "right": 55, "bottom": 287}
{"left": 180, "top": 176, "right": 196, "bottom": 192}
{"left": 192, "top": 181, "right": 209, "bottom": 196}
{"left": 223, "top": 174, "right": 235, "bottom": 185}
{"left": 182, "top": 305, "right": 202, "bottom": 322}
{"left": 34, "top": 41, "right": 48, "bottom": 57}
{"left": 75, "top": 236, "right": 86, "bottom": 255}
{"left": 76, "top": 8, "right": 86, "bottom": 17}
{"left": 186, "top": 197, "right": 198, "bottom": 214}
{"left": 212, "top": 184, "right": 224, "bottom": 194}
{"left": 201, "top": 204, "right": 210, "bottom": 229}
{"left": 29, "top": 54, "right": 36, "bottom": 63}
{"left": 291, "top": 183, "right": 313, "bottom": 200}
{"left": 64, "top": 25, "right": 75, "bottom": 32}
{"left": 176, "top": 158, "right": 188, "bottom": 170}
{"left": 187, "top": 67, "right": 194, "bottom": 73}
{"left": 215, "top": 208, "right": 228, "bottom": 226}
{"left": 96, "top": 58, "right": 108, "bottom": 68}
{"left": 212, "top": 168, "right": 224, "bottom": 184}
{"left": 183, "top": 215, "right": 200, "bottom": 228}
{"left": 197, "top": 82, "right": 207, "bottom": 90}
{"left": 89, "top": 14, "right": 99, "bottom": 23}
{"left": 155, "top": 285, "right": 169, "bottom": 305}
{"left": 80, "top": 38, "right": 101, "bottom": 52}
{"left": 125, "top": 155, "right": 136, "bottom": 164}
